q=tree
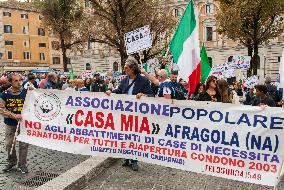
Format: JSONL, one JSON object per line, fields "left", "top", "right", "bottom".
{"left": 34, "top": 0, "right": 88, "bottom": 72}
{"left": 89, "top": 0, "right": 176, "bottom": 68}
{"left": 216, "top": 0, "right": 284, "bottom": 75}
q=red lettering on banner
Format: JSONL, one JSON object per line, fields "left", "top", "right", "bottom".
{"left": 139, "top": 117, "right": 150, "bottom": 134}
{"left": 121, "top": 141, "right": 126, "bottom": 148}
{"left": 84, "top": 111, "right": 94, "bottom": 127}
{"left": 75, "top": 110, "right": 84, "bottom": 126}
{"left": 26, "top": 129, "right": 71, "bottom": 142}
{"left": 95, "top": 112, "right": 104, "bottom": 128}
{"left": 25, "top": 120, "right": 41, "bottom": 130}
{"left": 105, "top": 113, "right": 115, "bottom": 130}
{"left": 74, "top": 110, "right": 115, "bottom": 130}
{"left": 121, "top": 114, "right": 133, "bottom": 131}
{"left": 74, "top": 136, "right": 90, "bottom": 144}
{"left": 121, "top": 114, "right": 150, "bottom": 134}
{"left": 128, "top": 142, "right": 187, "bottom": 158}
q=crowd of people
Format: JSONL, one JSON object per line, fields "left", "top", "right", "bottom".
{"left": 0, "top": 56, "right": 283, "bottom": 173}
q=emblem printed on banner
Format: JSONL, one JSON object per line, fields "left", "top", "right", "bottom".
{"left": 34, "top": 92, "right": 61, "bottom": 121}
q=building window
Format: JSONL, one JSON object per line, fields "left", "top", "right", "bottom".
{"left": 4, "top": 25, "right": 12, "bottom": 33}
{"left": 23, "top": 26, "right": 28, "bottom": 34}
{"left": 39, "top": 43, "right": 46, "bottom": 47}
{"left": 21, "top": 14, "right": 28, "bottom": 19}
{"left": 5, "top": 40, "right": 13, "bottom": 46}
{"left": 85, "top": 0, "right": 92, "bottom": 8}
{"left": 208, "top": 57, "right": 213, "bottom": 67}
{"left": 205, "top": 4, "right": 213, "bottom": 14}
{"left": 38, "top": 28, "right": 45, "bottom": 36}
{"left": 113, "top": 61, "right": 118, "bottom": 71}
{"left": 3, "top": 12, "right": 11, "bottom": 17}
{"left": 53, "top": 57, "right": 60, "bottom": 64}
{"left": 278, "top": 56, "right": 281, "bottom": 63}
{"left": 174, "top": 8, "right": 179, "bottom": 17}
{"left": 7, "top": 51, "right": 13, "bottom": 60}
{"left": 39, "top": 53, "right": 45, "bottom": 61}
{"left": 206, "top": 27, "right": 213, "bottom": 41}
{"left": 23, "top": 52, "right": 30, "bottom": 60}
{"left": 228, "top": 56, "right": 233, "bottom": 62}
{"left": 67, "top": 58, "right": 71, "bottom": 64}
{"left": 39, "top": 15, "right": 43, "bottom": 20}
{"left": 23, "top": 41, "right": 29, "bottom": 47}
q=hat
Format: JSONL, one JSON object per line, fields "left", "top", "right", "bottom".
{"left": 94, "top": 73, "right": 100, "bottom": 76}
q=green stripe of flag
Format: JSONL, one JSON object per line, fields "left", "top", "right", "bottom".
{"left": 200, "top": 43, "right": 211, "bottom": 83}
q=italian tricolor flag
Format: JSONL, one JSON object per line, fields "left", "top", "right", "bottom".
{"left": 170, "top": 0, "right": 201, "bottom": 96}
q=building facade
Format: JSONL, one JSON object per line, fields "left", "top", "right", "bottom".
{"left": 170, "top": 0, "right": 284, "bottom": 81}
{"left": 0, "top": 0, "right": 51, "bottom": 72}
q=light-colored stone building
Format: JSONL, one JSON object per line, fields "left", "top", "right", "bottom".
{"left": 169, "top": 0, "right": 284, "bottom": 81}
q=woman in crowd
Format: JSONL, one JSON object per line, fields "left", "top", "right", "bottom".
{"left": 197, "top": 76, "right": 221, "bottom": 102}
{"left": 65, "top": 79, "right": 77, "bottom": 91}
{"left": 190, "top": 83, "right": 204, "bottom": 100}
{"left": 217, "top": 79, "right": 232, "bottom": 103}
{"left": 77, "top": 79, "right": 89, "bottom": 92}
{"left": 84, "top": 78, "right": 92, "bottom": 91}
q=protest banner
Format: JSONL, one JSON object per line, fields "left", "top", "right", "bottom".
{"left": 81, "top": 71, "right": 93, "bottom": 79}
{"left": 124, "top": 25, "right": 152, "bottom": 55}
{"left": 243, "top": 76, "right": 259, "bottom": 88}
{"left": 18, "top": 90, "right": 284, "bottom": 187}
{"left": 231, "top": 55, "right": 251, "bottom": 69}
{"left": 210, "top": 64, "right": 235, "bottom": 79}
{"left": 145, "top": 58, "right": 160, "bottom": 73}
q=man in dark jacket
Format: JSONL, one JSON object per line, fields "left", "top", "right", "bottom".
{"left": 251, "top": 84, "right": 276, "bottom": 107}
{"left": 91, "top": 73, "right": 107, "bottom": 92}
{"left": 106, "top": 57, "right": 153, "bottom": 171}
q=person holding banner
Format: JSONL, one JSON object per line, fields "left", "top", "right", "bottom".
{"left": 106, "top": 56, "right": 154, "bottom": 171}
{"left": 0, "top": 73, "right": 28, "bottom": 173}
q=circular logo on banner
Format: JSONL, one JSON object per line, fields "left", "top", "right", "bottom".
{"left": 34, "top": 92, "right": 61, "bottom": 121}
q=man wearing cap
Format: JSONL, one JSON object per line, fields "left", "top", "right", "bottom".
{"left": 91, "top": 73, "right": 107, "bottom": 92}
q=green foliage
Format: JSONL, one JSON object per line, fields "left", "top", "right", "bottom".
{"left": 216, "top": 0, "right": 284, "bottom": 75}
{"left": 34, "top": 0, "right": 87, "bottom": 71}
{"left": 216, "top": 0, "right": 284, "bottom": 48}
{"left": 89, "top": 0, "right": 176, "bottom": 64}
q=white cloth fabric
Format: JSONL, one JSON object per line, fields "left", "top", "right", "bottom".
{"left": 128, "top": 79, "right": 135, "bottom": 95}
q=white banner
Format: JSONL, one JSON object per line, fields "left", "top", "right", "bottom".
{"left": 243, "top": 76, "right": 259, "bottom": 88}
{"left": 145, "top": 58, "right": 160, "bottom": 74}
{"left": 18, "top": 90, "right": 284, "bottom": 186}
{"left": 124, "top": 25, "right": 152, "bottom": 55}
{"left": 210, "top": 64, "right": 235, "bottom": 79}
{"left": 81, "top": 71, "right": 93, "bottom": 79}
{"left": 231, "top": 55, "right": 251, "bottom": 70}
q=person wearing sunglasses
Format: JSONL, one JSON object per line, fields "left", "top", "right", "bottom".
{"left": 197, "top": 75, "right": 221, "bottom": 102}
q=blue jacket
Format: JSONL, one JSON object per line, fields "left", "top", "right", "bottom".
{"left": 43, "top": 80, "right": 57, "bottom": 89}
{"left": 113, "top": 74, "right": 154, "bottom": 96}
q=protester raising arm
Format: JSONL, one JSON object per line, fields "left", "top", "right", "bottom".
{"left": 141, "top": 68, "right": 159, "bottom": 86}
